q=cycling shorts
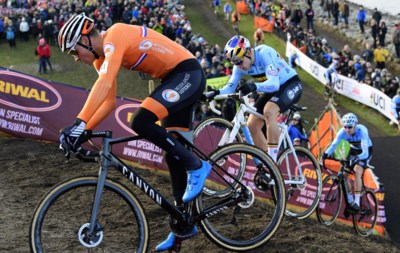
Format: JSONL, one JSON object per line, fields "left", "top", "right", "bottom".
{"left": 347, "top": 146, "right": 373, "bottom": 169}
{"left": 254, "top": 75, "right": 302, "bottom": 114}
{"left": 141, "top": 59, "right": 206, "bottom": 129}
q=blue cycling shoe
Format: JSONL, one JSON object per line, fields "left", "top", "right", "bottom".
{"left": 155, "top": 226, "right": 198, "bottom": 251}
{"left": 182, "top": 161, "right": 212, "bottom": 203}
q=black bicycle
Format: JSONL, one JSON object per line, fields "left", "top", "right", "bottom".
{"left": 30, "top": 129, "right": 286, "bottom": 252}
{"left": 316, "top": 158, "right": 378, "bottom": 236}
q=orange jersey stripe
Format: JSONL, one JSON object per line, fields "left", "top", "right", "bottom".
{"left": 141, "top": 97, "right": 168, "bottom": 120}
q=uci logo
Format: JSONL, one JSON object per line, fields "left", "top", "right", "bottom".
{"left": 333, "top": 78, "right": 344, "bottom": 90}
{"left": 370, "top": 92, "right": 385, "bottom": 110}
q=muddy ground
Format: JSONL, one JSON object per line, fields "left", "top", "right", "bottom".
{"left": 0, "top": 136, "right": 399, "bottom": 252}
{"left": 1, "top": 1, "right": 400, "bottom": 252}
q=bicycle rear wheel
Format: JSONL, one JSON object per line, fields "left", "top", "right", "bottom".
{"left": 197, "top": 143, "right": 285, "bottom": 251}
{"left": 30, "top": 177, "right": 149, "bottom": 253}
{"left": 194, "top": 117, "right": 245, "bottom": 197}
{"left": 277, "top": 146, "right": 322, "bottom": 219}
{"left": 353, "top": 189, "right": 378, "bottom": 236}
{"left": 316, "top": 174, "right": 342, "bottom": 226}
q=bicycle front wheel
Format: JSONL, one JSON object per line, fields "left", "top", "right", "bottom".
{"left": 194, "top": 117, "right": 245, "bottom": 197}
{"left": 277, "top": 146, "right": 322, "bottom": 219}
{"left": 316, "top": 174, "right": 343, "bottom": 226}
{"left": 197, "top": 143, "right": 286, "bottom": 251}
{"left": 30, "top": 177, "right": 149, "bottom": 253}
{"left": 353, "top": 189, "right": 378, "bottom": 236}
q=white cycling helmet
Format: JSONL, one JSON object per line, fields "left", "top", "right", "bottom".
{"left": 223, "top": 35, "right": 251, "bottom": 62}
{"left": 58, "top": 13, "right": 95, "bottom": 52}
{"left": 341, "top": 113, "right": 358, "bottom": 127}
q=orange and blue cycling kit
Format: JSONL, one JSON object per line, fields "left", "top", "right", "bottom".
{"left": 77, "top": 23, "right": 204, "bottom": 130}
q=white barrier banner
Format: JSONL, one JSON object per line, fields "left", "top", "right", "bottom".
{"left": 285, "top": 40, "right": 398, "bottom": 124}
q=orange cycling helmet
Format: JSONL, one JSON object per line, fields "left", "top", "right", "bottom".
{"left": 223, "top": 35, "right": 251, "bottom": 62}
{"left": 58, "top": 13, "right": 95, "bottom": 52}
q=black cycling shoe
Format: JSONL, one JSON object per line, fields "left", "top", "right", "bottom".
{"left": 349, "top": 202, "right": 359, "bottom": 212}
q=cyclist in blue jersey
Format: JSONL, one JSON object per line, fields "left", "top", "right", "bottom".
{"left": 322, "top": 113, "right": 373, "bottom": 211}
{"left": 213, "top": 35, "right": 303, "bottom": 162}
{"left": 392, "top": 89, "right": 400, "bottom": 133}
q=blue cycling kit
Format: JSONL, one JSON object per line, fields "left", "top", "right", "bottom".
{"left": 325, "top": 124, "right": 372, "bottom": 160}
{"left": 219, "top": 45, "right": 297, "bottom": 94}
{"left": 392, "top": 95, "right": 400, "bottom": 119}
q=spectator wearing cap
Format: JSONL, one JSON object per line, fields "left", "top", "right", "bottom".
{"left": 378, "top": 20, "right": 388, "bottom": 47}
{"left": 392, "top": 22, "right": 400, "bottom": 60}
{"left": 304, "top": 4, "right": 314, "bottom": 31}
{"left": 354, "top": 62, "right": 365, "bottom": 82}
{"left": 35, "top": 38, "right": 51, "bottom": 74}
{"left": 19, "top": 17, "right": 29, "bottom": 41}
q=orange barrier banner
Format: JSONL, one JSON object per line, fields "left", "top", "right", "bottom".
{"left": 236, "top": 1, "right": 249, "bottom": 14}
{"left": 254, "top": 16, "right": 274, "bottom": 33}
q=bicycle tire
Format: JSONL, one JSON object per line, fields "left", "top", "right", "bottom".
{"left": 30, "top": 176, "right": 149, "bottom": 253}
{"left": 353, "top": 189, "right": 378, "bottom": 236}
{"left": 316, "top": 174, "right": 343, "bottom": 226}
{"left": 194, "top": 117, "right": 246, "bottom": 197}
{"left": 197, "top": 143, "right": 285, "bottom": 251}
{"left": 277, "top": 146, "right": 322, "bottom": 219}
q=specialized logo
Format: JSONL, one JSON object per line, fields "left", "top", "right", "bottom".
{"left": 162, "top": 89, "right": 180, "bottom": 103}
{"left": 115, "top": 103, "right": 141, "bottom": 135}
{"left": 139, "top": 40, "right": 153, "bottom": 51}
{"left": 0, "top": 71, "right": 61, "bottom": 112}
{"left": 103, "top": 43, "right": 114, "bottom": 58}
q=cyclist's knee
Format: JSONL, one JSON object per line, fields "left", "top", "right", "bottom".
{"left": 131, "top": 107, "right": 158, "bottom": 132}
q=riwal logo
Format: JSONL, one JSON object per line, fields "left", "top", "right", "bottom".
{"left": 162, "top": 89, "right": 180, "bottom": 102}
{"left": 139, "top": 40, "right": 153, "bottom": 51}
{"left": 0, "top": 71, "right": 62, "bottom": 112}
{"left": 115, "top": 104, "right": 140, "bottom": 135}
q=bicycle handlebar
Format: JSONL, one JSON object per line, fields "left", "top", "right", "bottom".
{"left": 67, "top": 131, "right": 112, "bottom": 163}
{"left": 208, "top": 92, "right": 257, "bottom": 116}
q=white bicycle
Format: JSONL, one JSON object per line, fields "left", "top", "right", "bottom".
{"left": 194, "top": 92, "right": 322, "bottom": 219}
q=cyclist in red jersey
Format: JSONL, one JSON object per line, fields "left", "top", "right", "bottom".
{"left": 57, "top": 13, "right": 211, "bottom": 251}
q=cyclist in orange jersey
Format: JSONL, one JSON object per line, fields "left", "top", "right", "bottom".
{"left": 57, "top": 13, "right": 211, "bottom": 251}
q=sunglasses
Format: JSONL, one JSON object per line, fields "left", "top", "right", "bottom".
{"left": 344, "top": 125, "right": 353, "bottom": 129}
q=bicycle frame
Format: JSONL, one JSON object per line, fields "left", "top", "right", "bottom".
{"left": 209, "top": 93, "right": 305, "bottom": 185}
{"left": 85, "top": 131, "right": 247, "bottom": 237}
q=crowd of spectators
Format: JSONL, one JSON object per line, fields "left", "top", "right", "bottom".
{"left": 252, "top": 1, "right": 400, "bottom": 100}
{"left": 0, "top": 0, "right": 234, "bottom": 80}
{"left": 1, "top": 0, "right": 399, "bottom": 118}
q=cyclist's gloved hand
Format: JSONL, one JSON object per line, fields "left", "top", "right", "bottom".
{"left": 321, "top": 153, "right": 329, "bottom": 160}
{"left": 59, "top": 118, "right": 87, "bottom": 159}
{"left": 238, "top": 80, "right": 257, "bottom": 95}
{"left": 203, "top": 86, "right": 220, "bottom": 101}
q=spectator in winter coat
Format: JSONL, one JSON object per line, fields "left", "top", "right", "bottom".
{"left": 357, "top": 5, "right": 367, "bottom": 34}
{"left": 392, "top": 22, "right": 400, "bottom": 59}
{"left": 304, "top": 4, "right": 315, "bottom": 31}
{"left": 19, "top": 17, "right": 29, "bottom": 41}
{"left": 36, "top": 38, "right": 51, "bottom": 74}
{"left": 378, "top": 20, "right": 388, "bottom": 47}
